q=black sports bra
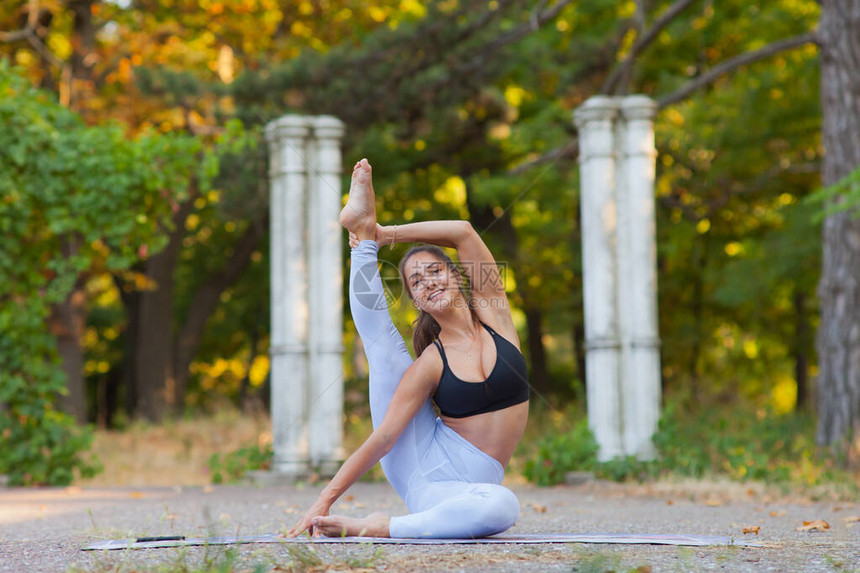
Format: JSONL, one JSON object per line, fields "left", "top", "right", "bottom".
{"left": 431, "top": 322, "right": 530, "bottom": 419}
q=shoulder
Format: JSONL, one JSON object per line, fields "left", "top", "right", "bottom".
{"left": 478, "top": 312, "right": 521, "bottom": 350}
{"left": 405, "top": 343, "right": 444, "bottom": 393}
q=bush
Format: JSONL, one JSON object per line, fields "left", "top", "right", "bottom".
{"left": 0, "top": 63, "right": 207, "bottom": 485}
{"left": 207, "top": 444, "right": 273, "bottom": 484}
{"left": 523, "top": 419, "right": 598, "bottom": 486}
{"left": 524, "top": 402, "right": 856, "bottom": 489}
{"left": 651, "top": 402, "right": 822, "bottom": 483}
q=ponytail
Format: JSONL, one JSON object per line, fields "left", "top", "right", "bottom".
{"left": 412, "top": 311, "right": 442, "bottom": 357}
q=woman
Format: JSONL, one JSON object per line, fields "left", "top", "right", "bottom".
{"left": 289, "top": 158, "right": 530, "bottom": 539}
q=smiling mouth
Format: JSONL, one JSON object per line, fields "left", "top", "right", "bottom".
{"left": 428, "top": 289, "right": 445, "bottom": 302}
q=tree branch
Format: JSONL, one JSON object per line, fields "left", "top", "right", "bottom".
{"left": 519, "top": 31, "right": 820, "bottom": 172}
{"left": 657, "top": 32, "right": 819, "bottom": 109}
{"left": 481, "top": 0, "right": 576, "bottom": 53}
{"left": 508, "top": 140, "right": 579, "bottom": 174}
{"left": 0, "top": 28, "right": 32, "bottom": 42}
{"left": 0, "top": 23, "right": 65, "bottom": 69}
{"left": 601, "top": 0, "right": 700, "bottom": 95}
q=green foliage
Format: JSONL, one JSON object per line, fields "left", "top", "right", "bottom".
{"left": 652, "top": 402, "right": 831, "bottom": 484}
{"left": 0, "top": 63, "right": 208, "bottom": 485}
{"left": 523, "top": 419, "right": 599, "bottom": 486}
{"left": 206, "top": 444, "right": 272, "bottom": 484}
{"left": 525, "top": 403, "right": 857, "bottom": 491}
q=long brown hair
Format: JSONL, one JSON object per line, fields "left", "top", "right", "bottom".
{"left": 398, "top": 245, "right": 478, "bottom": 356}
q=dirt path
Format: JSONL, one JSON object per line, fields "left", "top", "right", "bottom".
{"left": 1, "top": 480, "right": 857, "bottom": 572}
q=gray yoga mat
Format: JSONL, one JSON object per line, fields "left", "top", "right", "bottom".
{"left": 83, "top": 532, "right": 763, "bottom": 551}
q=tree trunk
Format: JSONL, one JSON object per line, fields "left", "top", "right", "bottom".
{"left": 815, "top": 0, "right": 860, "bottom": 450}
{"left": 687, "top": 238, "right": 706, "bottom": 404}
{"left": 50, "top": 287, "right": 88, "bottom": 423}
{"left": 118, "top": 271, "right": 141, "bottom": 419}
{"left": 67, "top": 0, "right": 95, "bottom": 112}
{"left": 172, "top": 215, "right": 267, "bottom": 408}
{"left": 134, "top": 236, "right": 180, "bottom": 421}
{"left": 524, "top": 307, "right": 549, "bottom": 395}
{"left": 793, "top": 289, "right": 811, "bottom": 411}
{"left": 130, "top": 192, "right": 197, "bottom": 421}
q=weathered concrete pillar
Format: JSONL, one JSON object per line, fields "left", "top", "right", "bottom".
{"left": 574, "top": 95, "right": 661, "bottom": 461}
{"left": 264, "top": 115, "right": 346, "bottom": 480}
{"left": 618, "top": 96, "right": 661, "bottom": 460}
{"left": 574, "top": 97, "right": 624, "bottom": 461}
{"left": 266, "top": 116, "right": 311, "bottom": 477}
{"left": 307, "top": 116, "right": 346, "bottom": 475}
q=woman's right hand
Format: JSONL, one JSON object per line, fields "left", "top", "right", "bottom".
{"left": 349, "top": 224, "right": 390, "bottom": 248}
{"left": 287, "top": 497, "right": 331, "bottom": 537}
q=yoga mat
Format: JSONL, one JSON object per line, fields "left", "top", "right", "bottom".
{"left": 83, "top": 532, "right": 763, "bottom": 551}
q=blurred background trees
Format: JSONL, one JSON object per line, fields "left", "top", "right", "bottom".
{"left": 2, "top": 0, "right": 857, "bottom": 485}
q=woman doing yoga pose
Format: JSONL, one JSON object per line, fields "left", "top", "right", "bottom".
{"left": 289, "top": 159, "right": 530, "bottom": 539}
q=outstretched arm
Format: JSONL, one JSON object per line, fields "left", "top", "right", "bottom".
{"left": 288, "top": 356, "right": 438, "bottom": 537}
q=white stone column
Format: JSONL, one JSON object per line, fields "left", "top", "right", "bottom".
{"left": 266, "top": 115, "right": 311, "bottom": 477}
{"left": 307, "top": 116, "right": 346, "bottom": 474}
{"left": 574, "top": 97, "right": 624, "bottom": 461}
{"left": 618, "top": 96, "right": 661, "bottom": 460}
{"left": 574, "top": 95, "right": 661, "bottom": 462}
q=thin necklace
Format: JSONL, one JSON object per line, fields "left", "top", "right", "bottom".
{"left": 443, "top": 328, "right": 479, "bottom": 360}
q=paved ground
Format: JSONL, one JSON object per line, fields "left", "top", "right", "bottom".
{"left": 0, "top": 479, "right": 857, "bottom": 572}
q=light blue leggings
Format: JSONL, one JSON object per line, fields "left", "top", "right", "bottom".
{"left": 349, "top": 241, "right": 520, "bottom": 539}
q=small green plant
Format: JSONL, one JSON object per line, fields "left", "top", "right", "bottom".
{"left": 523, "top": 418, "right": 599, "bottom": 486}
{"left": 207, "top": 444, "right": 272, "bottom": 484}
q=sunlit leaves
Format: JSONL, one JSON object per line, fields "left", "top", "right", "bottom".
{"left": 0, "top": 65, "right": 211, "bottom": 484}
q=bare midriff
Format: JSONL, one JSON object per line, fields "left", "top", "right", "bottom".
{"left": 440, "top": 401, "right": 530, "bottom": 469}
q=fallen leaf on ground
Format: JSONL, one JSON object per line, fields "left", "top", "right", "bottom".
{"left": 796, "top": 520, "right": 830, "bottom": 532}
{"left": 666, "top": 499, "right": 674, "bottom": 506}
{"left": 704, "top": 499, "right": 723, "bottom": 507}
{"left": 742, "top": 526, "right": 760, "bottom": 535}
{"left": 344, "top": 495, "right": 354, "bottom": 501}
{"left": 530, "top": 503, "right": 547, "bottom": 513}
{"left": 129, "top": 491, "right": 145, "bottom": 499}
{"left": 843, "top": 516, "right": 860, "bottom": 528}
{"left": 769, "top": 510, "right": 786, "bottom": 517}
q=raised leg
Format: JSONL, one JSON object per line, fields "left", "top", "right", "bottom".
{"left": 349, "top": 241, "right": 437, "bottom": 500}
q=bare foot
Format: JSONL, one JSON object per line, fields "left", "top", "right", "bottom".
{"left": 312, "top": 512, "right": 390, "bottom": 538}
{"left": 339, "top": 158, "right": 377, "bottom": 241}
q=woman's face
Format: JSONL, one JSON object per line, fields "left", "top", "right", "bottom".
{"left": 403, "top": 251, "right": 463, "bottom": 314}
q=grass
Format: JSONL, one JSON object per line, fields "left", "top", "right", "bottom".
{"left": 69, "top": 542, "right": 385, "bottom": 573}
{"left": 79, "top": 407, "right": 271, "bottom": 487}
